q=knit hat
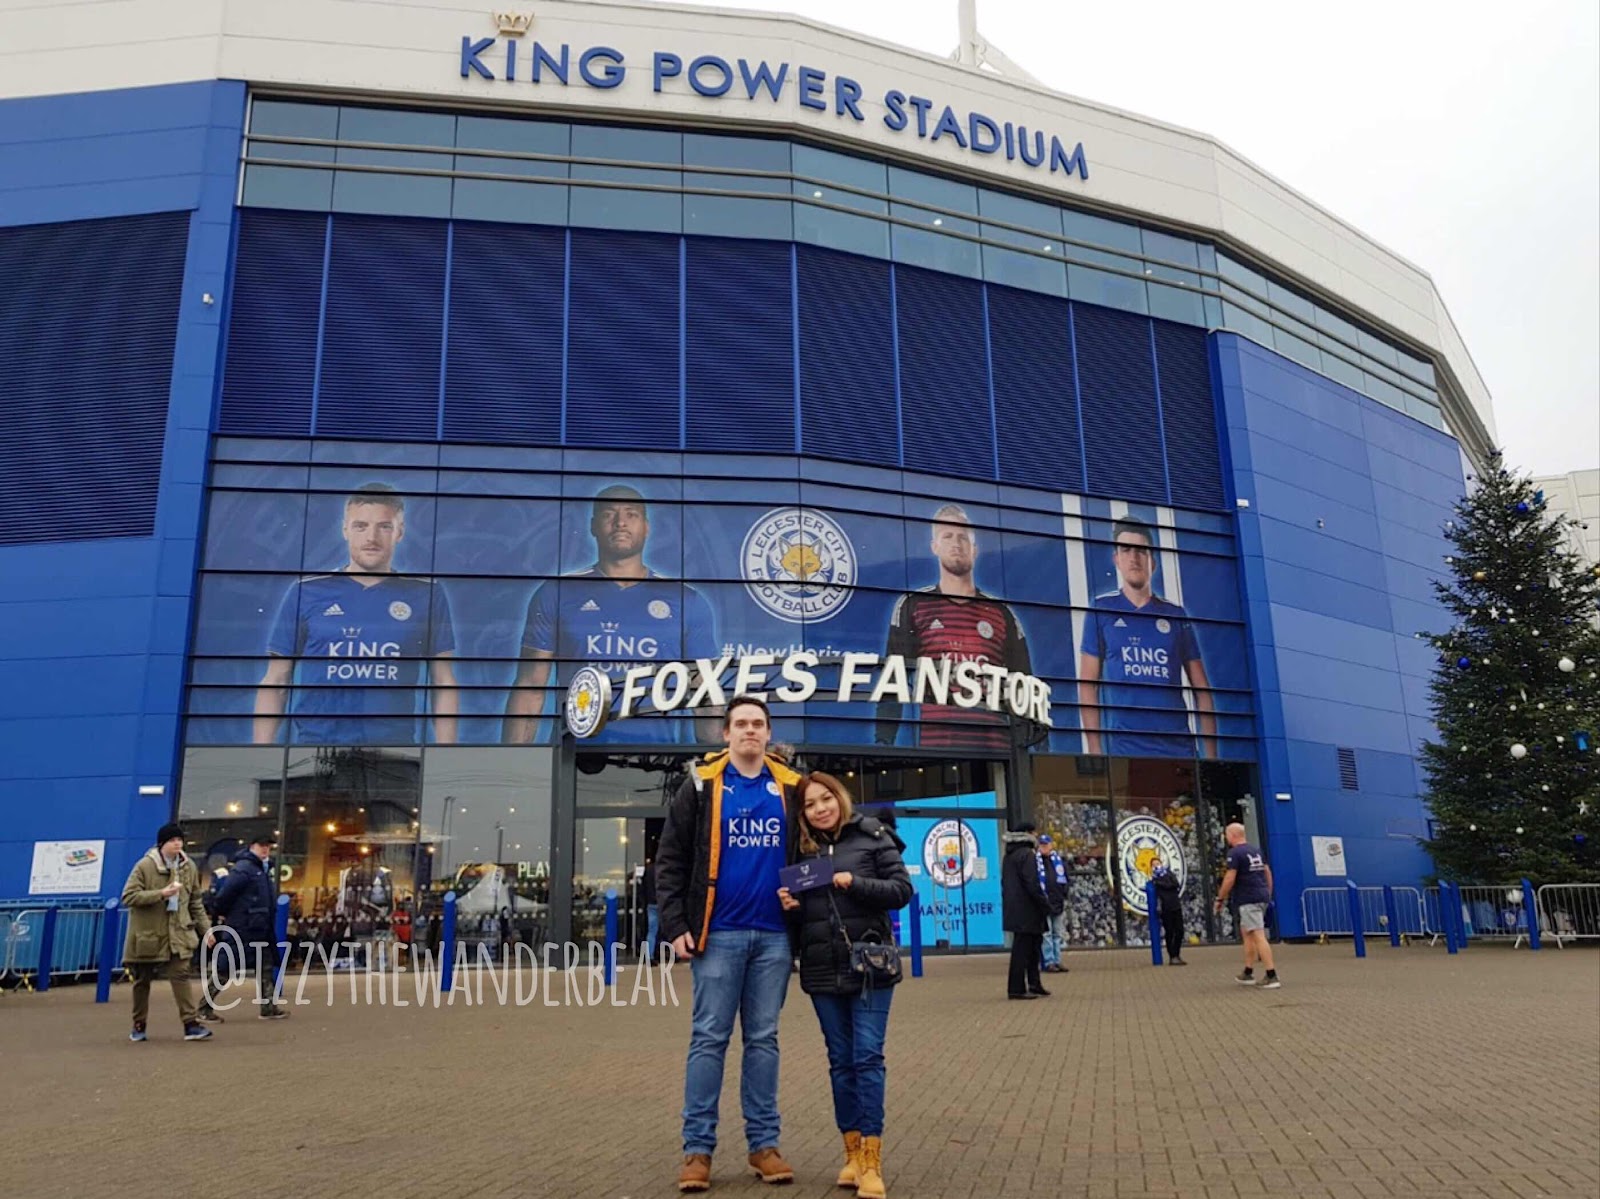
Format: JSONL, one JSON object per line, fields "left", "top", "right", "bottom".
{"left": 156, "top": 822, "right": 186, "bottom": 846}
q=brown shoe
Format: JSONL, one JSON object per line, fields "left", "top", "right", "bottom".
{"left": 837, "top": 1131, "right": 862, "bottom": 1188}
{"left": 748, "top": 1147, "right": 795, "bottom": 1184}
{"left": 856, "top": 1137, "right": 885, "bottom": 1199}
{"left": 678, "top": 1154, "right": 712, "bottom": 1192}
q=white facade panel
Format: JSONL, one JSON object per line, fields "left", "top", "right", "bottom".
{"left": 0, "top": 0, "right": 1496, "bottom": 448}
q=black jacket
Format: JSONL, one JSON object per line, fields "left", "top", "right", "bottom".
{"left": 211, "top": 848, "right": 278, "bottom": 946}
{"left": 790, "top": 814, "right": 914, "bottom": 995}
{"left": 1001, "top": 833, "right": 1051, "bottom": 934}
{"left": 655, "top": 752, "right": 802, "bottom": 949}
{"left": 1152, "top": 869, "right": 1183, "bottom": 917}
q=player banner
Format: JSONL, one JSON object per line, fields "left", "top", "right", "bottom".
{"left": 188, "top": 452, "right": 1253, "bottom": 757}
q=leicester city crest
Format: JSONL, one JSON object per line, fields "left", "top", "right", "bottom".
{"left": 741, "top": 507, "right": 857, "bottom": 624}
{"left": 564, "top": 665, "right": 613, "bottom": 740}
{"left": 1108, "top": 814, "right": 1186, "bottom": 917}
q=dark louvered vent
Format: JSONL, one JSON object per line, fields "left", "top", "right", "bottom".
{"left": 797, "top": 246, "right": 897, "bottom": 467}
{"left": 1073, "top": 304, "right": 1167, "bottom": 504}
{"left": 566, "top": 229, "right": 680, "bottom": 449}
{"left": 1154, "top": 320, "right": 1224, "bottom": 510}
{"left": 0, "top": 211, "right": 186, "bottom": 546}
{"left": 895, "top": 265, "right": 992, "bottom": 479}
{"left": 989, "top": 285, "right": 1083, "bottom": 493}
{"left": 685, "top": 237, "right": 794, "bottom": 453}
{"left": 218, "top": 209, "right": 325, "bottom": 437}
{"left": 317, "top": 215, "right": 447, "bottom": 441}
{"left": 1338, "top": 747, "right": 1359, "bottom": 790}
{"left": 444, "top": 222, "right": 564, "bottom": 445}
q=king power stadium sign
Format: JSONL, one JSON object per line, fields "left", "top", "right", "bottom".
{"left": 461, "top": 15, "right": 1090, "bottom": 185}
{"left": 563, "top": 651, "right": 1055, "bottom": 740}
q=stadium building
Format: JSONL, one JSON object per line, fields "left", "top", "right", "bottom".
{"left": 0, "top": 0, "right": 1493, "bottom": 951}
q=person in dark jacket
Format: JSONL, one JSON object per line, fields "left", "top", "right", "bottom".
{"left": 779, "top": 771, "right": 911, "bottom": 1199}
{"left": 210, "top": 831, "right": 289, "bottom": 1020}
{"left": 194, "top": 864, "right": 233, "bottom": 1023}
{"left": 1151, "top": 861, "right": 1187, "bottom": 964}
{"left": 1000, "top": 823, "right": 1052, "bottom": 999}
{"left": 656, "top": 696, "right": 803, "bottom": 1192}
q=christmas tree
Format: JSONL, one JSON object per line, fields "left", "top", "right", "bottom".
{"left": 1420, "top": 451, "right": 1600, "bottom": 884}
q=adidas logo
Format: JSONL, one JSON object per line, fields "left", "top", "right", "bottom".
{"left": 1113, "top": 618, "right": 1127, "bottom": 628}
{"left": 324, "top": 603, "right": 345, "bottom": 617}
{"left": 929, "top": 619, "right": 944, "bottom": 631}
{"left": 580, "top": 600, "right": 600, "bottom": 612}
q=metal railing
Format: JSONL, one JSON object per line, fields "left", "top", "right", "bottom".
{"left": 1536, "top": 884, "right": 1600, "bottom": 948}
{"left": 1, "top": 902, "right": 129, "bottom": 992}
{"left": 1301, "top": 886, "right": 1426, "bottom": 940}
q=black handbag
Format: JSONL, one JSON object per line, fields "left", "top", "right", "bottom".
{"left": 826, "top": 891, "right": 903, "bottom": 989}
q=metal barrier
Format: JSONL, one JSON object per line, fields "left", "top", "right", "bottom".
{"left": 1302, "top": 886, "right": 1427, "bottom": 941}
{"left": 1537, "top": 883, "right": 1600, "bottom": 947}
{"left": 3, "top": 901, "right": 131, "bottom": 992}
{"left": 1453, "top": 885, "right": 1539, "bottom": 946}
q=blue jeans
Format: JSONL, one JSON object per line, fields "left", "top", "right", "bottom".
{"left": 682, "top": 927, "right": 792, "bottom": 1155}
{"left": 645, "top": 904, "right": 660, "bottom": 959}
{"left": 1042, "top": 912, "right": 1066, "bottom": 968}
{"left": 810, "top": 987, "right": 894, "bottom": 1138}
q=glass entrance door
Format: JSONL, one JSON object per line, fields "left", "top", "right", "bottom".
{"left": 572, "top": 815, "right": 666, "bottom": 958}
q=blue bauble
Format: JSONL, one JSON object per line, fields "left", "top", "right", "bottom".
{"left": 1516, "top": 502, "right": 1529, "bottom": 513}
{"left": 1457, "top": 657, "right": 1471, "bottom": 669}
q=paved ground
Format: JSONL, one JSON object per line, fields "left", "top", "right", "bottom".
{"left": 0, "top": 942, "right": 1596, "bottom": 1198}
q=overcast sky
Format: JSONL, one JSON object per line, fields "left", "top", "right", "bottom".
{"left": 692, "top": 0, "right": 1599, "bottom": 476}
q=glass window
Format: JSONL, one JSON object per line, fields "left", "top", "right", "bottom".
{"left": 793, "top": 145, "right": 889, "bottom": 259}
{"left": 332, "top": 107, "right": 455, "bottom": 218}
{"left": 1357, "top": 325, "right": 1400, "bottom": 369}
{"left": 1361, "top": 370, "right": 1408, "bottom": 413}
{"left": 280, "top": 746, "right": 423, "bottom": 940}
{"left": 684, "top": 133, "right": 792, "bottom": 241}
{"left": 1110, "top": 758, "right": 1215, "bottom": 947}
{"left": 1266, "top": 278, "right": 1316, "bottom": 324}
{"left": 889, "top": 167, "right": 980, "bottom": 278}
{"left": 1062, "top": 209, "right": 1147, "bottom": 314}
{"left": 452, "top": 116, "right": 570, "bottom": 226}
{"left": 245, "top": 100, "right": 339, "bottom": 210}
{"left": 978, "top": 188, "right": 1065, "bottom": 296}
{"left": 1272, "top": 315, "right": 1323, "bottom": 371}
{"left": 420, "top": 747, "right": 554, "bottom": 949}
{"left": 570, "top": 124, "right": 682, "bottom": 234}
{"left": 176, "top": 747, "right": 287, "bottom": 873}
{"left": 1141, "top": 228, "right": 1204, "bottom": 324}
{"left": 1313, "top": 305, "right": 1363, "bottom": 358}
{"left": 1395, "top": 347, "right": 1437, "bottom": 388}
{"left": 1032, "top": 755, "right": 1118, "bottom": 947}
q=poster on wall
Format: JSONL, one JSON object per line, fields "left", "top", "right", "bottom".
{"left": 29, "top": 840, "right": 106, "bottom": 895}
{"left": 895, "top": 809, "right": 1004, "bottom": 948}
{"left": 189, "top": 454, "right": 1251, "bottom": 758}
{"left": 1311, "top": 835, "right": 1347, "bottom": 877}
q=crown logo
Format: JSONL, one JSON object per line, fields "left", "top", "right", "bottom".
{"left": 493, "top": 10, "right": 533, "bottom": 36}
{"left": 600, "top": 621, "right": 621, "bottom": 634}
{"left": 342, "top": 626, "right": 363, "bottom": 639}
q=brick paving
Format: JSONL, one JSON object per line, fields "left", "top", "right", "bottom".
{"left": 0, "top": 942, "right": 1596, "bottom": 1198}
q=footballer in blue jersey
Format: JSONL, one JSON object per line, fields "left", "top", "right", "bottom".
{"left": 503, "top": 485, "right": 718, "bottom": 745}
{"left": 253, "top": 484, "right": 458, "bottom": 746}
{"left": 1077, "top": 518, "right": 1216, "bottom": 759}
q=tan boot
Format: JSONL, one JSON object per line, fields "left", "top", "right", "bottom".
{"left": 836, "top": 1131, "right": 863, "bottom": 1188}
{"left": 678, "top": 1153, "right": 712, "bottom": 1193}
{"left": 857, "top": 1136, "right": 885, "bottom": 1199}
{"left": 747, "top": 1147, "right": 795, "bottom": 1185}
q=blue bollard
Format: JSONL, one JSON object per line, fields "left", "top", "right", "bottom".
{"left": 1441, "top": 883, "right": 1459, "bottom": 954}
{"left": 95, "top": 897, "right": 120, "bottom": 1003}
{"left": 439, "top": 891, "right": 458, "bottom": 994}
{"left": 1521, "top": 878, "right": 1541, "bottom": 950}
{"left": 1146, "top": 881, "right": 1162, "bottom": 965}
{"left": 1382, "top": 885, "right": 1401, "bottom": 948}
{"left": 272, "top": 894, "right": 291, "bottom": 1001}
{"left": 36, "top": 907, "right": 58, "bottom": 993}
{"left": 908, "top": 898, "right": 923, "bottom": 978}
{"left": 603, "top": 890, "right": 618, "bottom": 987}
{"left": 1346, "top": 879, "right": 1366, "bottom": 958}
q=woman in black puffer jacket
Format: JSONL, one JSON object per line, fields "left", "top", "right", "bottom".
{"left": 778, "top": 771, "right": 912, "bottom": 1199}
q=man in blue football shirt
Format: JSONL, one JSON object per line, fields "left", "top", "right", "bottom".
{"left": 502, "top": 484, "right": 717, "bottom": 744}
{"left": 1077, "top": 517, "right": 1215, "bottom": 758}
{"left": 253, "top": 484, "right": 458, "bottom": 746}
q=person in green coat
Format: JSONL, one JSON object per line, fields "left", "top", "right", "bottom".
{"left": 121, "top": 822, "right": 216, "bottom": 1042}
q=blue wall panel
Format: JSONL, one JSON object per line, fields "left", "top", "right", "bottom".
{"left": 0, "top": 82, "right": 244, "bottom": 899}
{"left": 989, "top": 285, "right": 1083, "bottom": 493}
{"left": 797, "top": 246, "right": 897, "bottom": 467}
{"left": 566, "top": 229, "right": 681, "bottom": 449}
{"left": 1074, "top": 305, "right": 1167, "bottom": 501}
{"left": 1214, "top": 333, "right": 1465, "bottom": 931}
{"left": 895, "top": 266, "right": 992, "bottom": 479}
{"left": 685, "top": 238, "right": 795, "bottom": 453}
